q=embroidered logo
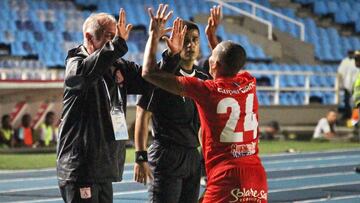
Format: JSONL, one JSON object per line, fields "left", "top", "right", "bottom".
{"left": 80, "top": 187, "right": 91, "bottom": 199}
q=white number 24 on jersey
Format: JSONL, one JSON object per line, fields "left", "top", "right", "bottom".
{"left": 216, "top": 94, "right": 258, "bottom": 143}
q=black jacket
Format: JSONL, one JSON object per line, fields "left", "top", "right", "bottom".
{"left": 57, "top": 37, "right": 149, "bottom": 184}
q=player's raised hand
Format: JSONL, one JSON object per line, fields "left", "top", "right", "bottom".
{"left": 116, "top": 8, "right": 133, "bottom": 41}
{"left": 163, "top": 18, "right": 187, "bottom": 56}
{"left": 205, "top": 5, "right": 221, "bottom": 36}
{"left": 134, "top": 162, "right": 153, "bottom": 185}
{"left": 147, "top": 4, "right": 173, "bottom": 39}
{"left": 205, "top": 5, "right": 222, "bottom": 49}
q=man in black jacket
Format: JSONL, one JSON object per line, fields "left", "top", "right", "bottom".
{"left": 57, "top": 10, "right": 133, "bottom": 203}
{"left": 57, "top": 8, "right": 180, "bottom": 202}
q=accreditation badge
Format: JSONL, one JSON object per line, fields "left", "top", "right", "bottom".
{"left": 110, "top": 107, "right": 129, "bottom": 140}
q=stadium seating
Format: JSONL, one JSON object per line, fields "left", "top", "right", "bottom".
{"left": 295, "top": 0, "right": 360, "bottom": 32}
{"left": 2, "top": 0, "right": 358, "bottom": 64}
{"left": 247, "top": 63, "right": 337, "bottom": 105}
{"left": 0, "top": 0, "right": 356, "bottom": 106}
{"left": 239, "top": 0, "right": 360, "bottom": 61}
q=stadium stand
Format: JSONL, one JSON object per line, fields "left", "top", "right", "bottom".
{"left": 0, "top": 0, "right": 359, "bottom": 113}
{"left": 295, "top": 0, "right": 360, "bottom": 33}
{"left": 1, "top": 0, "right": 357, "bottom": 63}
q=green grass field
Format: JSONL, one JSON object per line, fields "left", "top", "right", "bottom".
{"left": 0, "top": 141, "right": 359, "bottom": 169}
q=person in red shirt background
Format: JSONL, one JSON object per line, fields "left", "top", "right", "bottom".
{"left": 141, "top": 4, "right": 268, "bottom": 203}
{"left": 15, "top": 114, "right": 34, "bottom": 147}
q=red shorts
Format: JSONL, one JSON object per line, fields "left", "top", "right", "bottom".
{"left": 202, "top": 165, "right": 268, "bottom": 203}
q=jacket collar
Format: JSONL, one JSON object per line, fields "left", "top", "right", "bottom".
{"left": 179, "top": 68, "right": 196, "bottom": 77}
{"left": 67, "top": 45, "right": 89, "bottom": 59}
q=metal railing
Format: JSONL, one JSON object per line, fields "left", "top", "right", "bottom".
{"left": 0, "top": 68, "right": 64, "bottom": 81}
{"left": 250, "top": 70, "right": 339, "bottom": 105}
{"left": 0, "top": 69, "right": 339, "bottom": 105}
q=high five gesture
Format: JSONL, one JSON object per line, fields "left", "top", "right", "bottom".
{"left": 147, "top": 4, "right": 173, "bottom": 39}
{"left": 142, "top": 4, "right": 187, "bottom": 95}
{"left": 205, "top": 5, "right": 222, "bottom": 50}
{"left": 164, "top": 18, "right": 187, "bottom": 56}
{"left": 116, "top": 8, "right": 133, "bottom": 40}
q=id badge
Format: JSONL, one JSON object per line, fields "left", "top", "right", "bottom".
{"left": 110, "top": 107, "right": 129, "bottom": 140}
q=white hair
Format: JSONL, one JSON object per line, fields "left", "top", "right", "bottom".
{"left": 82, "top": 13, "right": 116, "bottom": 45}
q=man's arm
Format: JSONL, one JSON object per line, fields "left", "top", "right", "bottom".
{"left": 80, "top": 37, "right": 128, "bottom": 77}
{"left": 205, "top": 5, "right": 221, "bottom": 50}
{"left": 134, "top": 106, "right": 152, "bottom": 152}
{"left": 198, "top": 127, "right": 203, "bottom": 148}
{"left": 142, "top": 6, "right": 186, "bottom": 96}
{"left": 116, "top": 49, "right": 180, "bottom": 95}
{"left": 324, "top": 132, "right": 336, "bottom": 138}
{"left": 319, "top": 119, "right": 335, "bottom": 139}
{"left": 133, "top": 106, "right": 153, "bottom": 185}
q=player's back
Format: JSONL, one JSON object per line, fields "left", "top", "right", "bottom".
{"left": 196, "top": 71, "right": 262, "bottom": 176}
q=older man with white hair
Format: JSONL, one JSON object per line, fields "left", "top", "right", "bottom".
{"left": 56, "top": 9, "right": 132, "bottom": 203}
{"left": 57, "top": 7, "right": 181, "bottom": 202}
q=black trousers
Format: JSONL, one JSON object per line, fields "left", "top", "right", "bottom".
{"left": 59, "top": 181, "right": 113, "bottom": 203}
{"left": 342, "top": 89, "right": 352, "bottom": 120}
{"left": 148, "top": 140, "right": 201, "bottom": 203}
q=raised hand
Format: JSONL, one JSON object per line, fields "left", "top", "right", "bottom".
{"left": 205, "top": 5, "right": 221, "bottom": 36}
{"left": 147, "top": 4, "right": 173, "bottom": 39}
{"left": 116, "top": 8, "right": 133, "bottom": 41}
{"left": 163, "top": 18, "right": 187, "bottom": 56}
{"left": 205, "top": 5, "right": 222, "bottom": 49}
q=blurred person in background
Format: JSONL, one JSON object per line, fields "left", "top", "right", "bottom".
{"left": 338, "top": 50, "right": 358, "bottom": 122}
{"left": 38, "top": 111, "right": 57, "bottom": 147}
{"left": 313, "top": 110, "right": 338, "bottom": 140}
{"left": 15, "top": 113, "right": 34, "bottom": 147}
{"left": 261, "top": 120, "right": 281, "bottom": 140}
{"left": 351, "top": 50, "right": 360, "bottom": 173}
{"left": 0, "top": 114, "right": 15, "bottom": 148}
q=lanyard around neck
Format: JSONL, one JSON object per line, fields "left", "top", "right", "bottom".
{"left": 103, "top": 79, "right": 123, "bottom": 108}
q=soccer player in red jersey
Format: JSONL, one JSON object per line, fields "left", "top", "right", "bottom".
{"left": 143, "top": 5, "right": 268, "bottom": 203}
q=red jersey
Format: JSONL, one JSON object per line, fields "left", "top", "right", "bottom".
{"left": 178, "top": 71, "right": 262, "bottom": 178}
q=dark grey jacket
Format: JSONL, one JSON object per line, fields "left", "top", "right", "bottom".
{"left": 57, "top": 36, "right": 148, "bottom": 184}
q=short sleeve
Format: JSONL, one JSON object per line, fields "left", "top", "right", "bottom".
{"left": 177, "top": 76, "right": 208, "bottom": 101}
{"left": 136, "top": 91, "right": 155, "bottom": 112}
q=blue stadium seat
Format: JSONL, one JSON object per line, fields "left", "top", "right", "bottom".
{"left": 279, "top": 93, "right": 290, "bottom": 105}
{"left": 310, "top": 75, "right": 321, "bottom": 87}
{"left": 11, "top": 42, "right": 27, "bottom": 56}
{"left": 335, "top": 12, "right": 348, "bottom": 24}
{"left": 313, "top": 1, "right": 327, "bottom": 15}
{"left": 1, "top": 0, "right": 355, "bottom": 71}
{"left": 262, "top": 93, "right": 272, "bottom": 105}
{"left": 279, "top": 76, "right": 288, "bottom": 87}
{"left": 44, "top": 21, "right": 54, "bottom": 31}
{"left": 0, "top": 31, "right": 4, "bottom": 43}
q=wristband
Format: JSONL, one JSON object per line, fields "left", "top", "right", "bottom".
{"left": 135, "top": 151, "right": 148, "bottom": 163}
